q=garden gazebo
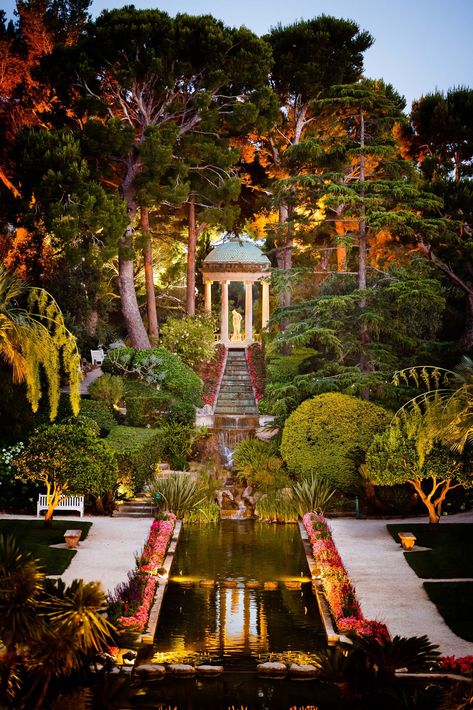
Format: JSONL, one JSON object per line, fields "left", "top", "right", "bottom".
{"left": 201, "top": 236, "right": 271, "bottom": 347}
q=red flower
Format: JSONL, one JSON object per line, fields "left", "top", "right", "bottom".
{"left": 246, "top": 343, "right": 265, "bottom": 401}
{"left": 200, "top": 344, "right": 226, "bottom": 407}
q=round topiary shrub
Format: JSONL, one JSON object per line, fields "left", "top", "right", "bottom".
{"left": 280, "top": 393, "right": 390, "bottom": 492}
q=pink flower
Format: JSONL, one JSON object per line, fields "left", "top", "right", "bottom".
{"left": 116, "top": 515, "right": 176, "bottom": 633}
{"left": 303, "top": 512, "right": 389, "bottom": 641}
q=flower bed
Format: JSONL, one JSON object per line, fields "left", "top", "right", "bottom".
{"left": 246, "top": 342, "right": 265, "bottom": 401}
{"left": 107, "top": 514, "right": 176, "bottom": 633}
{"left": 200, "top": 344, "right": 226, "bottom": 407}
{"left": 303, "top": 513, "right": 390, "bottom": 643}
{"left": 439, "top": 655, "right": 473, "bottom": 676}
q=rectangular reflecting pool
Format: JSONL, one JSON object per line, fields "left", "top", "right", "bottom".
{"left": 154, "top": 521, "right": 325, "bottom": 661}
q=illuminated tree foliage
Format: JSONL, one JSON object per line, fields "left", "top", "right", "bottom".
{"left": 14, "top": 419, "right": 118, "bottom": 523}
{"left": 365, "top": 414, "right": 472, "bottom": 523}
{"left": 48, "top": 7, "right": 273, "bottom": 346}
{"left": 0, "top": 265, "right": 81, "bottom": 419}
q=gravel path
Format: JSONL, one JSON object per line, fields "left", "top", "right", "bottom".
{"left": 329, "top": 511, "right": 473, "bottom": 657}
{"left": 60, "top": 515, "right": 151, "bottom": 594}
{"left": 0, "top": 513, "right": 151, "bottom": 595}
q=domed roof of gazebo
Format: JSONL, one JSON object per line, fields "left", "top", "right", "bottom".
{"left": 203, "top": 236, "right": 270, "bottom": 268}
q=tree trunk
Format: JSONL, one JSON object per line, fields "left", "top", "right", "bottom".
{"left": 85, "top": 308, "right": 98, "bottom": 338}
{"left": 407, "top": 477, "right": 458, "bottom": 524}
{"left": 186, "top": 193, "right": 197, "bottom": 316}
{"left": 44, "top": 505, "right": 54, "bottom": 528}
{"left": 119, "top": 240, "right": 151, "bottom": 349}
{"left": 141, "top": 207, "right": 159, "bottom": 340}
{"left": 119, "top": 158, "right": 151, "bottom": 350}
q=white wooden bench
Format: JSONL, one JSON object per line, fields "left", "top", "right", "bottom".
{"left": 36, "top": 494, "right": 85, "bottom": 518}
{"left": 90, "top": 348, "right": 105, "bottom": 365}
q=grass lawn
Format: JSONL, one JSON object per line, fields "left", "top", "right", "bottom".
{"left": 387, "top": 523, "right": 473, "bottom": 578}
{"left": 0, "top": 519, "right": 92, "bottom": 575}
{"left": 424, "top": 582, "right": 473, "bottom": 642}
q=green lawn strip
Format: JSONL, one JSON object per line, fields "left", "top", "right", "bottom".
{"left": 424, "top": 581, "right": 473, "bottom": 642}
{"left": 0, "top": 519, "right": 92, "bottom": 575}
{"left": 387, "top": 523, "right": 473, "bottom": 579}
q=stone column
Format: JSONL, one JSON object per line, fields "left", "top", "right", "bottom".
{"left": 221, "top": 280, "right": 229, "bottom": 343}
{"left": 245, "top": 281, "right": 253, "bottom": 343}
{"left": 204, "top": 280, "right": 212, "bottom": 313}
{"left": 261, "top": 280, "right": 270, "bottom": 329}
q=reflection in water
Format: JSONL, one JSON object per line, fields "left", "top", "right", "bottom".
{"left": 154, "top": 521, "right": 324, "bottom": 661}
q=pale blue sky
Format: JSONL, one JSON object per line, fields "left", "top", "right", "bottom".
{"left": 3, "top": 0, "right": 472, "bottom": 109}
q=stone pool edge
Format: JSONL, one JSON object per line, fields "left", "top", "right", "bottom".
{"left": 141, "top": 519, "right": 183, "bottom": 644}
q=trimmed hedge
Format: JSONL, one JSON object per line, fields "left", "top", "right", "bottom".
{"left": 124, "top": 381, "right": 195, "bottom": 427}
{"left": 102, "top": 346, "right": 202, "bottom": 425}
{"left": 106, "top": 426, "right": 162, "bottom": 496}
{"left": 76, "top": 399, "right": 117, "bottom": 435}
{"left": 281, "top": 392, "right": 390, "bottom": 492}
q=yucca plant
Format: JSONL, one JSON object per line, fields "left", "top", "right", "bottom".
{"left": 150, "top": 473, "right": 206, "bottom": 519}
{"left": 290, "top": 475, "right": 336, "bottom": 516}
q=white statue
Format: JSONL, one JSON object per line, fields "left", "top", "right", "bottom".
{"left": 231, "top": 309, "right": 243, "bottom": 341}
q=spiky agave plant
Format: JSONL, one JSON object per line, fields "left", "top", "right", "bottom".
{"left": 150, "top": 473, "right": 206, "bottom": 519}
{"left": 290, "top": 475, "right": 337, "bottom": 517}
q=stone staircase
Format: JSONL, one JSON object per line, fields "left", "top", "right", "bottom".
{"left": 214, "top": 349, "right": 258, "bottom": 416}
{"left": 113, "top": 493, "right": 156, "bottom": 518}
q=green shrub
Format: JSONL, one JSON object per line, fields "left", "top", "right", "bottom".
{"left": 185, "top": 501, "right": 220, "bottom": 524}
{"left": 0, "top": 442, "right": 40, "bottom": 514}
{"left": 160, "top": 314, "right": 216, "bottom": 370}
{"left": 154, "top": 422, "right": 197, "bottom": 470}
{"left": 88, "top": 374, "right": 125, "bottom": 408}
{"left": 75, "top": 400, "right": 117, "bottom": 435}
{"left": 124, "top": 381, "right": 195, "bottom": 427}
{"left": 14, "top": 422, "right": 119, "bottom": 517}
{"left": 233, "top": 438, "right": 288, "bottom": 491}
{"left": 102, "top": 346, "right": 202, "bottom": 421}
{"left": 106, "top": 426, "right": 162, "bottom": 496}
{"left": 281, "top": 393, "right": 390, "bottom": 492}
{"left": 101, "top": 346, "right": 135, "bottom": 375}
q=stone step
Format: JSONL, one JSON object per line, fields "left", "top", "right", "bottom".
{"left": 115, "top": 504, "right": 155, "bottom": 513}
{"left": 217, "top": 400, "right": 256, "bottom": 409}
{"left": 220, "top": 375, "right": 251, "bottom": 381}
{"left": 215, "top": 407, "right": 259, "bottom": 415}
{"left": 113, "top": 511, "right": 154, "bottom": 520}
{"left": 218, "top": 390, "right": 255, "bottom": 398}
